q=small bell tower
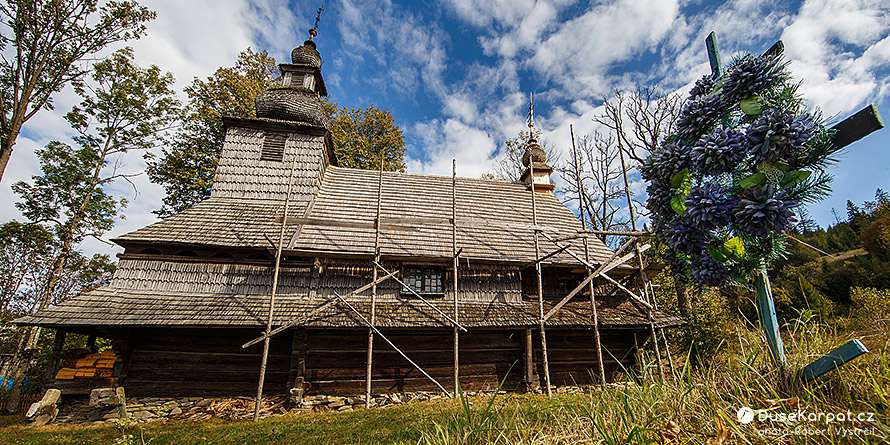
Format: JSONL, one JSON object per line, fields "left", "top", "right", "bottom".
{"left": 519, "top": 96, "right": 554, "bottom": 191}
{"left": 210, "top": 10, "right": 337, "bottom": 203}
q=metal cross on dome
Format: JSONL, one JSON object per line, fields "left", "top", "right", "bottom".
{"left": 309, "top": 6, "right": 325, "bottom": 40}
{"left": 527, "top": 93, "right": 535, "bottom": 129}
{"left": 704, "top": 31, "right": 884, "bottom": 383}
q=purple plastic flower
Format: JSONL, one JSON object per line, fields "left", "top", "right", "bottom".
{"left": 676, "top": 94, "right": 724, "bottom": 140}
{"left": 661, "top": 218, "right": 711, "bottom": 254}
{"left": 684, "top": 184, "right": 737, "bottom": 230}
{"left": 646, "top": 180, "right": 675, "bottom": 218}
{"left": 734, "top": 183, "right": 800, "bottom": 237}
{"left": 722, "top": 54, "right": 786, "bottom": 103}
{"left": 747, "top": 109, "right": 815, "bottom": 164}
{"left": 640, "top": 141, "right": 692, "bottom": 182}
{"left": 692, "top": 127, "right": 748, "bottom": 175}
{"left": 689, "top": 74, "right": 716, "bottom": 99}
{"left": 690, "top": 253, "right": 731, "bottom": 287}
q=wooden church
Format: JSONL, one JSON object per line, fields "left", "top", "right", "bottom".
{"left": 16, "top": 35, "right": 681, "bottom": 398}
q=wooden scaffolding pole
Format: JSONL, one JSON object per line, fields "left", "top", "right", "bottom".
{"left": 332, "top": 290, "right": 453, "bottom": 396}
{"left": 530, "top": 160, "right": 553, "bottom": 397}
{"left": 452, "top": 159, "right": 460, "bottom": 395}
{"left": 570, "top": 124, "right": 606, "bottom": 384}
{"left": 242, "top": 271, "right": 397, "bottom": 349}
{"left": 254, "top": 146, "right": 299, "bottom": 421}
{"left": 616, "top": 137, "right": 666, "bottom": 382}
{"left": 365, "top": 159, "right": 384, "bottom": 409}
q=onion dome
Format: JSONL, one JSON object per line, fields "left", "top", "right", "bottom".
{"left": 522, "top": 136, "right": 547, "bottom": 166}
{"left": 291, "top": 40, "right": 322, "bottom": 68}
{"left": 255, "top": 87, "right": 330, "bottom": 128}
{"left": 253, "top": 38, "right": 329, "bottom": 129}
{"left": 519, "top": 107, "right": 554, "bottom": 191}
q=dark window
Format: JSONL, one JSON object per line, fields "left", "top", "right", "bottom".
{"left": 247, "top": 253, "right": 271, "bottom": 260}
{"left": 137, "top": 248, "right": 161, "bottom": 255}
{"left": 211, "top": 251, "right": 234, "bottom": 259}
{"left": 260, "top": 132, "right": 287, "bottom": 162}
{"left": 402, "top": 266, "right": 445, "bottom": 295}
{"left": 176, "top": 250, "right": 198, "bottom": 257}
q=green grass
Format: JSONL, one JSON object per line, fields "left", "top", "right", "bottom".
{"left": 2, "top": 313, "right": 888, "bottom": 444}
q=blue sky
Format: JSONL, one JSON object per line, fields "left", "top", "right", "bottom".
{"left": 2, "top": 0, "right": 889, "bottom": 256}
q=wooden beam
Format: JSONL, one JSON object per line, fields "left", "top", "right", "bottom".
{"left": 86, "top": 334, "right": 97, "bottom": 353}
{"left": 241, "top": 270, "right": 399, "bottom": 348}
{"left": 799, "top": 339, "right": 868, "bottom": 383}
{"left": 830, "top": 104, "right": 884, "bottom": 150}
{"left": 330, "top": 290, "right": 453, "bottom": 397}
{"left": 451, "top": 159, "right": 460, "bottom": 396}
{"left": 577, "top": 230, "right": 652, "bottom": 237}
{"left": 600, "top": 272, "right": 653, "bottom": 310}
{"left": 706, "top": 31, "right": 722, "bottom": 77}
{"left": 44, "top": 330, "right": 67, "bottom": 383}
{"left": 281, "top": 216, "right": 561, "bottom": 234}
{"left": 543, "top": 250, "right": 638, "bottom": 321}
{"left": 255, "top": 149, "right": 300, "bottom": 421}
{"left": 523, "top": 327, "right": 535, "bottom": 390}
{"left": 528, "top": 245, "right": 570, "bottom": 266}
{"left": 280, "top": 217, "right": 415, "bottom": 233}
{"left": 616, "top": 132, "right": 666, "bottom": 383}
{"left": 366, "top": 159, "right": 385, "bottom": 409}
{"left": 572, "top": 122, "right": 606, "bottom": 385}
{"left": 529, "top": 158, "right": 552, "bottom": 398}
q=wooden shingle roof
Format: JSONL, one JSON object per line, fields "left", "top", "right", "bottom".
{"left": 116, "top": 166, "right": 615, "bottom": 266}
{"left": 13, "top": 287, "right": 682, "bottom": 329}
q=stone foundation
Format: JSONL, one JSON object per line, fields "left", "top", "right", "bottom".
{"left": 46, "top": 386, "right": 593, "bottom": 425}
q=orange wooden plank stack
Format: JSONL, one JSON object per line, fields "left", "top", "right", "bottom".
{"left": 55, "top": 349, "right": 116, "bottom": 380}
{"left": 55, "top": 368, "right": 77, "bottom": 380}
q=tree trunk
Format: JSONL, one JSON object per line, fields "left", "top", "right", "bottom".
{"left": 4, "top": 326, "right": 41, "bottom": 414}
{"left": 674, "top": 278, "right": 692, "bottom": 320}
{"left": 0, "top": 105, "right": 28, "bottom": 183}
{"left": 5, "top": 194, "right": 82, "bottom": 413}
{"left": 0, "top": 133, "right": 16, "bottom": 183}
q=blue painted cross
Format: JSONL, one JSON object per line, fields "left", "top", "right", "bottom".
{"left": 704, "top": 32, "right": 882, "bottom": 381}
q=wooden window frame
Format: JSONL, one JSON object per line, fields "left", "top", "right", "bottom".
{"left": 401, "top": 265, "right": 445, "bottom": 296}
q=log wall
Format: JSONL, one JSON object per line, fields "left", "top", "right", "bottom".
{"left": 534, "top": 328, "right": 644, "bottom": 386}
{"left": 117, "top": 326, "right": 644, "bottom": 397}
{"left": 303, "top": 329, "right": 523, "bottom": 395}
{"left": 121, "top": 328, "right": 291, "bottom": 397}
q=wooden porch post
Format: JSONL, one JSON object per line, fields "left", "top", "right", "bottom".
{"left": 43, "top": 330, "right": 67, "bottom": 383}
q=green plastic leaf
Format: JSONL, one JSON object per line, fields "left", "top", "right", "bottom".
{"left": 670, "top": 168, "right": 690, "bottom": 189}
{"left": 738, "top": 172, "right": 766, "bottom": 189}
{"left": 739, "top": 96, "right": 763, "bottom": 115}
{"left": 706, "top": 245, "right": 728, "bottom": 262}
{"left": 670, "top": 195, "right": 687, "bottom": 216}
{"left": 781, "top": 170, "right": 811, "bottom": 187}
{"left": 723, "top": 237, "right": 746, "bottom": 261}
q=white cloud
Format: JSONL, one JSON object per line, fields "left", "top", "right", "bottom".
{"left": 406, "top": 118, "right": 499, "bottom": 177}
{"left": 781, "top": 0, "right": 890, "bottom": 116}
{"left": 336, "top": 0, "right": 448, "bottom": 98}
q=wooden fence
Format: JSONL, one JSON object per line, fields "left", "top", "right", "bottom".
{"left": 0, "top": 396, "right": 41, "bottom": 413}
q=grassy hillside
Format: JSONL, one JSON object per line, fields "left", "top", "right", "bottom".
{"left": 2, "top": 313, "right": 887, "bottom": 445}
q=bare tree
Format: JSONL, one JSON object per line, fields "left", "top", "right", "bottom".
{"left": 490, "top": 128, "right": 560, "bottom": 182}
{"left": 593, "top": 87, "right": 691, "bottom": 319}
{"left": 559, "top": 131, "right": 626, "bottom": 248}
{"left": 595, "top": 87, "right": 683, "bottom": 163}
